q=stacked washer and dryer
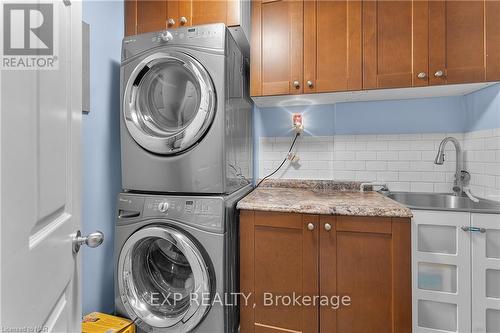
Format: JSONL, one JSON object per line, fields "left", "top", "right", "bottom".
{"left": 115, "top": 24, "right": 253, "bottom": 333}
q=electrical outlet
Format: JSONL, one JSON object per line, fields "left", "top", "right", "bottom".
{"left": 292, "top": 113, "right": 304, "bottom": 134}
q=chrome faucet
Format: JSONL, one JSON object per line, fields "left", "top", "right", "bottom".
{"left": 434, "top": 137, "right": 470, "bottom": 196}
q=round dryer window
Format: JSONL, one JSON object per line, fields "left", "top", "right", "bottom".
{"left": 123, "top": 52, "right": 216, "bottom": 155}
{"left": 118, "top": 225, "right": 213, "bottom": 332}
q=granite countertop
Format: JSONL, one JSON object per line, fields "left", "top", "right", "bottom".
{"left": 237, "top": 179, "right": 413, "bottom": 218}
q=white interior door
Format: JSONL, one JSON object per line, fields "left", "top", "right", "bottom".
{"left": 471, "top": 213, "right": 500, "bottom": 333}
{"left": 0, "top": 1, "right": 82, "bottom": 332}
{"left": 412, "top": 210, "right": 472, "bottom": 333}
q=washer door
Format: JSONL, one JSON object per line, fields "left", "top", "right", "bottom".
{"left": 123, "top": 52, "right": 216, "bottom": 155}
{"left": 118, "top": 225, "right": 212, "bottom": 332}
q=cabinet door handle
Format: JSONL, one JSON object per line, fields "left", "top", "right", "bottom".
{"left": 167, "top": 18, "right": 175, "bottom": 26}
{"left": 461, "top": 226, "right": 486, "bottom": 233}
{"left": 417, "top": 72, "right": 427, "bottom": 79}
{"left": 434, "top": 70, "right": 445, "bottom": 78}
{"left": 293, "top": 80, "right": 300, "bottom": 89}
{"left": 324, "top": 223, "right": 332, "bottom": 231}
{"left": 180, "top": 16, "right": 188, "bottom": 25}
{"left": 307, "top": 223, "right": 315, "bottom": 231}
{"left": 307, "top": 80, "right": 313, "bottom": 88}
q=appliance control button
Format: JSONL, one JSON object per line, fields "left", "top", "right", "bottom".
{"left": 158, "top": 202, "right": 169, "bottom": 213}
{"left": 159, "top": 31, "right": 173, "bottom": 42}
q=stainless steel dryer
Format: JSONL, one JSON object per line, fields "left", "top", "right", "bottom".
{"left": 120, "top": 24, "right": 253, "bottom": 194}
{"left": 114, "top": 185, "right": 251, "bottom": 333}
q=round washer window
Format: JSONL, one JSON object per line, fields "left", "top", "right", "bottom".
{"left": 123, "top": 52, "right": 216, "bottom": 155}
{"left": 118, "top": 225, "right": 212, "bottom": 331}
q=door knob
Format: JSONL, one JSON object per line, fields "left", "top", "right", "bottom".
{"left": 417, "top": 72, "right": 427, "bottom": 79}
{"left": 307, "top": 223, "right": 315, "bottom": 231}
{"left": 434, "top": 70, "right": 445, "bottom": 78}
{"left": 167, "top": 18, "right": 175, "bottom": 26}
{"left": 179, "top": 16, "right": 188, "bottom": 25}
{"left": 307, "top": 80, "right": 313, "bottom": 88}
{"left": 293, "top": 80, "right": 300, "bottom": 89}
{"left": 73, "top": 230, "right": 104, "bottom": 254}
{"left": 324, "top": 223, "right": 332, "bottom": 231}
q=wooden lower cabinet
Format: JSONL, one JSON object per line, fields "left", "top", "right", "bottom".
{"left": 240, "top": 211, "right": 411, "bottom": 333}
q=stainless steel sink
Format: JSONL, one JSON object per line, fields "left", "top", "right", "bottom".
{"left": 386, "top": 192, "right": 500, "bottom": 214}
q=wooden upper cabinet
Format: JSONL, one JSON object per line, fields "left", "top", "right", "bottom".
{"left": 429, "top": 0, "right": 500, "bottom": 85}
{"left": 250, "top": 0, "right": 303, "bottom": 96}
{"left": 125, "top": 0, "right": 247, "bottom": 36}
{"left": 486, "top": 1, "right": 500, "bottom": 81}
{"left": 136, "top": 0, "right": 168, "bottom": 34}
{"left": 240, "top": 211, "right": 319, "bottom": 333}
{"left": 363, "top": 0, "right": 429, "bottom": 89}
{"left": 304, "top": 0, "right": 362, "bottom": 93}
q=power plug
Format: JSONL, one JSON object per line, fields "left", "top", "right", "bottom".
{"left": 292, "top": 113, "right": 304, "bottom": 134}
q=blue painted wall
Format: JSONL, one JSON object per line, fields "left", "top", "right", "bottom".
{"left": 82, "top": 0, "right": 123, "bottom": 315}
{"left": 464, "top": 84, "right": 500, "bottom": 131}
{"left": 255, "top": 95, "right": 467, "bottom": 138}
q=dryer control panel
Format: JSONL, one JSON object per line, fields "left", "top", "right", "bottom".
{"left": 122, "top": 23, "right": 226, "bottom": 61}
{"left": 118, "top": 193, "right": 225, "bottom": 233}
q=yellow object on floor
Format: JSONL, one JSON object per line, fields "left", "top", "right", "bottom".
{"left": 82, "top": 312, "right": 135, "bottom": 333}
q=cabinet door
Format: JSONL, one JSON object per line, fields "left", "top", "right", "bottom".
{"left": 471, "top": 214, "right": 500, "bottom": 333}
{"left": 191, "top": 0, "right": 240, "bottom": 26}
{"left": 240, "top": 211, "right": 318, "bottom": 333}
{"left": 125, "top": 0, "right": 137, "bottom": 36}
{"left": 363, "top": 0, "right": 429, "bottom": 89}
{"left": 164, "top": 1, "right": 182, "bottom": 29}
{"left": 429, "top": 0, "right": 487, "bottom": 85}
{"left": 319, "top": 216, "right": 337, "bottom": 333}
{"left": 486, "top": 1, "right": 500, "bottom": 81}
{"left": 412, "top": 210, "right": 471, "bottom": 333}
{"left": 135, "top": 0, "right": 168, "bottom": 34}
{"left": 250, "top": 0, "right": 303, "bottom": 96}
{"left": 304, "top": 0, "right": 362, "bottom": 93}
{"left": 334, "top": 216, "right": 411, "bottom": 333}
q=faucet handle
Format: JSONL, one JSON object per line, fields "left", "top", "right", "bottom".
{"left": 460, "top": 170, "right": 471, "bottom": 183}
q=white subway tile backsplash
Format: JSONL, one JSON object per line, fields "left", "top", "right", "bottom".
{"left": 377, "top": 171, "right": 399, "bottom": 181}
{"left": 399, "top": 172, "right": 422, "bottom": 182}
{"left": 411, "top": 140, "right": 436, "bottom": 151}
{"left": 356, "top": 151, "right": 377, "bottom": 161}
{"left": 398, "top": 151, "right": 422, "bottom": 161}
{"left": 366, "top": 161, "right": 388, "bottom": 171}
{"left": 387, "top": 161, "right": 411, "bottom": 171}
{"left": 411, "top": 182, "right": 435, "bottom": 192}
{"left": 377, "top": 151, "right": 399, "bottom": 161}
{"left": 388, "top": 141, "right": 411, "bottom": 151}
{"left": 335, "top": 170, "right": 356, "bottom": 180}
{"left": 259, "top": 128, "right": 500, "bottom": 201}
{"left": 366, "top": 141, "right": 389, "bottom": 151}
{"left": 387, "top": 182, "right": 411, "bottom": 191}
{"left": 345, "top": 142, "right": 367, "bottom": 151}
{"left": 345, "top": 161, "right": 366, "bottom": 171}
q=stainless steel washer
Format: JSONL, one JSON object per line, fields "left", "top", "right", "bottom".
{"left": 114, "top": 185, "right": 251, "bottom": 332}
{"left": 120, "top": 24, "right": 253, "bottom": 194}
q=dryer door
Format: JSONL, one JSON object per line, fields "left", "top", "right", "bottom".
{"left": 123, "top": 52, "right": 216, "bottom": 155}
{"left": 118, "top": 225, "right": 213, "bottom": 332}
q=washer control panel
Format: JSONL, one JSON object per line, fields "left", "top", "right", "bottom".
{"left": 143, "top": 196, "right": 224, "bottom": 232}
